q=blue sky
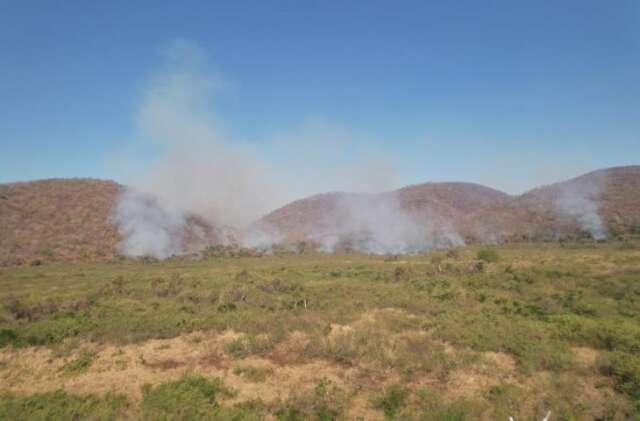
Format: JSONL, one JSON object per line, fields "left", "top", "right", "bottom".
{"left": 1, "top": 0, "right": 639, "bottom": 194}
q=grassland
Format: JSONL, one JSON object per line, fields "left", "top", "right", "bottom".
{"left": 1, "top": 240, "right": 639, "bottom": 420}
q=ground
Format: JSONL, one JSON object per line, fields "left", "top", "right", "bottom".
{"left": 1, "top": 240, "right": 639, "bottom": 420}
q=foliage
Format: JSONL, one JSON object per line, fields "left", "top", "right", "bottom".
{"left": 140, "top": 375, "right": 239, "bottom": 420}
{"left": 0, "top": 390, "right": 128, "bottom": 420}
{"left": 476, "top": 248, "right": 499, "bottom": 263}
{"left": 371, "top": 384, "right": 410, "bottom": 419}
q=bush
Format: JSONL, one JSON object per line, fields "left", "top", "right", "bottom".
{"left": 371, "top": 384, "right": 409, "bottom": 419}
{"left": 599, "top": 351, "right": 640, "bottom": 400}
{"left": 0, "top": 329, "right": 18, "bottom": 348}
{"left": 141, "top": 375, "right": 235, "bottom": 420}
{"left": 275, "top": 379, "right": 345, "bottom": 421}
{"left": 476, "top": 249, "right": 499, "bottom": 263}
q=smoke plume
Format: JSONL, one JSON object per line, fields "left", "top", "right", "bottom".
{"left": 112, "top": 40, "right": 417, "bottom": 257}
{"left": 309, "top": 192, "right": 464, "bottom": 254}
{"left": 554, "top": 174, "right": 607, "bottom": 239}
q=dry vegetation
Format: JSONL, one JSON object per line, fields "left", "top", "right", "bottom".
{"left": 0, "top": 179, "right": 121, "bottom": 265}
{"left": 1, "top": 240, "right": 640, "bottom": 419}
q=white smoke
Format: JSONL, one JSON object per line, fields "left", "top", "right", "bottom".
{"left": 554, "top": 175, "right": 607, "bottom": 240}
{"left": 112, "top": 189, "right": 188, "bottom": 258}
{"left": 112, "top": 40, "right": 410, "bottom": 257}
{"left": 310, "top": 192, "right": 464, "bottom": 254}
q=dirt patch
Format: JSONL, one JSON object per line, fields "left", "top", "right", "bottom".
{"left": 142, "top": 358, "right": 183, "bottom": 370}
{"left": 446, "top": 351, "right": 517, "bottom": 399}
{"left": 199, "top": 350, "right": 228, "bottom": 370}
{"left": 0, "top": 330, "right": 351, "bottom": 404}
{"left": 347, "top": 392, "right": 385, "bottom": 421}
{"left": 571, "top": 346, "right": 598, "bottom": 368}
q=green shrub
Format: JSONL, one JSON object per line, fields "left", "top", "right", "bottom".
{"left": 371, "top": 384, "right": 409, "bottom": 419}
{"left": 599, "top": 352, "right": 640, "bottom": 400}
{"left": 275, "top": 379, "right": 345, "bottom": 421}
{"left": 476, "top": 249, "right": 499, "bottom": 263}
{"left": 0, "top": 329, "right": 18, "bottom": 348}
{"left": 141, "top": 375, "right": 235, "bottom": 420}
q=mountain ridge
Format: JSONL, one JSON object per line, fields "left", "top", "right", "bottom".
{"left": 1, "top": 166, "right": 639, "bottom": 262}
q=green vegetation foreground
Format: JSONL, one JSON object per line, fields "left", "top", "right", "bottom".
{"left": 1, "top": 241, "right": 639, "bottom": 419}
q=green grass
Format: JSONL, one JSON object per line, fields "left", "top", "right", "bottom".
{"left": 62, "top": 350, "right": 95, "bottom": 374}
{"left": 1, "top": 239, "right": 640, "bottom": 418}
{"left": 0, "top": 390, "right": 128, "bottom": 420}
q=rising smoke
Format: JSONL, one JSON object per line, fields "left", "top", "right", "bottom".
{"left": 554, "top": 174, "right": 607, "bottom": 240}
{"left": 309, "top": 192, "right": 464, "bottom": 254}
{"left": 112, "top": 189, "right": 189, "bottom": 259}
{"left": 112, "top": 40, "right": 608, "bottom": 258}
{"left": 112, "top": 40, "right": 438, "bottom": 257}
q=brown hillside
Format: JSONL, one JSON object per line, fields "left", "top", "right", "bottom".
{"left": 1, "top": 166, "right": 638, "bottom": 262}
{"left": 465, "top": 166, "right": 640, "bottom": 241}
{"left": 252, "top": 182, "right": 512, "bottom": 247}
{"left": 254, "top": 166, "right": 640, "bottom": 246}
{"left": 0, "top": 179, "right": 122, "bottom": 264}
{"left": 0, "top": 179, "right": 229, "bottom": 264}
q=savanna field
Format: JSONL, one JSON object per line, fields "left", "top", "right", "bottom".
{"left": 1, "top": 240, "right": 640, "bottom": 420}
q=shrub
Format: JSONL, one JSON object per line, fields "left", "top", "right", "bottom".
{"left": 275, "top": 379, "right": 345, "bottom": 421}
{"left": 371, "top": 384, "right": 409, "bottom": 419}
{"left": 599, "top": 351, "right": 640, "bottom": 400}
{"left": 476, "top": 248, "right": 499, "bottom": 263}
{"left": 0, "top": 329, "right": 18, "bottom": 348}
{"left": 141, "top": 375, "right": 235, "bottom": 420}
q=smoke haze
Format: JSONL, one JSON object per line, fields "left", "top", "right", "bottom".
{"left": 112, "top": 40, "right": 610, "bottom": 258}
{"left": 309, "top": 193, "right": 464, "bottom": 254}
{"left": 113, "top": 40, "right": 406, "bottom": 257}
{"left": 554, "top": 175, "right": 607, "bottom": 240}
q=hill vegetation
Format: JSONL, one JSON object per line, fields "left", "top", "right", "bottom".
{"left": 0, "top": 179, "right": 121, "bottom": 265}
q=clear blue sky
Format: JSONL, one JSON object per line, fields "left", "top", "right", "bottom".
{"left": 1, "top": 0, "right": 638, "bottom": 193}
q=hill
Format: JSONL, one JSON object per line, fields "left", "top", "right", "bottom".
{"left": 0, "top": 179, "right": 122, "bottom": 264}
{"left": 465, "top": 166, "right": 640, "bottom": 242}
{"left": 250, "top": 182, "right": 511, "bottom": 252}
{"left": 0, "top": 179, "right": 227, "bottom": 264}
{"left": 1, "top": 166, "right": 639, "bottom": 262}
{"left": 253, "top": 166, "right": 640, "bottom": 250}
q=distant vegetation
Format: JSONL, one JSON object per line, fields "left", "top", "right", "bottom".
{"left": 1, "top": 240, "right": 639, "bottom": 419}
{"left": 476, "top": 248, "right": 499, "bottom": 263}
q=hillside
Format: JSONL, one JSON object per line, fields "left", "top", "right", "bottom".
{"left": 464, "top": 166, "right": 640, "bottom": 242}
{"left": 0, "top": 179, "right": 226, "bottom": 264}
{"left": 251, "top": 183, "right": 511, "bottom": 251}
{"left": 1, "top": 166, "right": 639, "bottom": 262}
{"left": 254, "top": 166, "right": 640, "bottom": 248}
{"left": 0, "top": 179, "right": 122, "bottom": 264}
